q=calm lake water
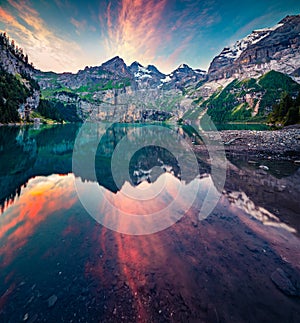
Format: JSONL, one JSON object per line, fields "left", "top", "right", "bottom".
{"left": 215, "top": 123, "right": 271, "bottom": 131}
{"left": 0, "top": 123, "right": 299, "bottom": 322}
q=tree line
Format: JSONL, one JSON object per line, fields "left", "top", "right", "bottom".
{"left": 38, "top": 99, "right": 81, "bottom": 122}
{"left": 268, "top": 91, "right": 300, "bottom": 126}
{"left": 0, "top": 32, "right": 34, "bottom": 68}
{"left": 0, "top": 68, "right": 27, "bottom": 123}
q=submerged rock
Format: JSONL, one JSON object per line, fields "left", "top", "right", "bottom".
{"left": 271, "top": 268, "right": 297, "bottom": 296}
{"left": 47, "top": 294, "right": 58, "bottom": 308}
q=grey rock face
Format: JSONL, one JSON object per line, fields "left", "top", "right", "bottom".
{"left": 208, "top": 15, "right": 300, "bottom": 81}
{"left": 161, "top": 64, "right": 207, "bottom": 90}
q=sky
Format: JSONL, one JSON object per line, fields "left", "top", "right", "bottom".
{"left": 0, "top": 0, "right": 299, "bottom": 74}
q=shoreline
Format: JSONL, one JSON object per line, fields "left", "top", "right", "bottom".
{"left": 1, "top": 122, "right": 300, "bottom": 161}
{"left": 194, "top": 127, "right": 300, "bottom": 161}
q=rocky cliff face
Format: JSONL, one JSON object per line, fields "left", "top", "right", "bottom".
{"left": 129, "top": 61, "right": 166, "bottom": 89}
{"left": 198, "top": 70, "right": 300, "bottom": 123}
{"left": 102, "top": 56, "right": 133, "bottom": 78}
{"left": 0, "top": 33, "right": 34, "bottom": 77}
{"left": 0, "top": 33, "right": 40, "bottom": 119}
{"left": 208, "top": 15, "right": 300, "bottom": 82}
{"left": 160, "top": 64, "right": 207, "bottom": 91}
{"left": 34, "top": 57, "right": 201, "bottom": 121}
{"left": 36, "top": 56, "right": 133, "bottom": 90}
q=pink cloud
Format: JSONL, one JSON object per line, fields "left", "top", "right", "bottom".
{"left": 70, "top": 17, "right": 87, "bottom": 35}
{"left": 99, "top": 0, "right": 218, "bottom": 73}
{"left": 101, "top": 0, "right": 168, "bottom": 66}
{"left": 1, "top": 1, "right": 85, "bottom": 72}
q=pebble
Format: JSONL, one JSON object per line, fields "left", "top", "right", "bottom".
{"left": 259, "top": 165, "right": 269, "bottom": 171}
{"left": 47, "top": 294, "right": 58, "bottom": 308}
{"left": 217, "top": 129, "right": 300, "bottom": 161}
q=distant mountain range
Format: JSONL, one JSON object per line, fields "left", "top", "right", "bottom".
{"left": 0, "top": 14, "right": 299, "bottom": 124}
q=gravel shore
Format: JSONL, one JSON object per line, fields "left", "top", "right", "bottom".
{"left": 221, "top": 128, "right": 300, "bottom": 160}
{"left": 194, "top": 127, "right": 300, "bottom": 161}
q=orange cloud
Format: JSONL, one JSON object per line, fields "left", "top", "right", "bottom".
{"left": 159, "top": 35, "right": 193, "bottom": 72}
{"left": 100, "top": 0, "right": 218, "bottom": 73}
{"left": 0, "top": 6, "right": 29, "bottom": 35}
{"left": 0, "top": 6, "right": 14, "bottom": 23}
{"left": 102, "top": 0, "right": 167, "bottom": 67}
{"left": 70, "top": 17, "right": 87, "bottom": 35}
{"left": 1, "top": 1, "right": 85, "bottom": 72}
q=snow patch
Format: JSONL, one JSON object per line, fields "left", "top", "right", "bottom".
{"left": 254, "top": 23, "right": 283, "bottom": 33}
{"left": 221, "top": 22, "right": 284, "bottom": 61}
{"left": 134, "top": 65, "right": 154, "bottom": 80}
{"left": 160, "top": 75, "right": 172, "bottom": 83}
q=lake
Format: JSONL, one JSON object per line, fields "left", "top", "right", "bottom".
{"left": 0, "top": 123, "right": 299, "bottom": 322}
{"left": 214, "top": 123, "right": 271, "bottom": 131}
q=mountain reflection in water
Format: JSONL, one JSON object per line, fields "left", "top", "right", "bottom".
{"left": 0, "top": 123, "right": 299, "bottom": 322}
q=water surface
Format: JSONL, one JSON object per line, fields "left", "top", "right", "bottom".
{"left": 214, "top": 123, "right": 271, "bottom": 131}
{"left": 0, "top": 123, "right": 299, "bottom": 322}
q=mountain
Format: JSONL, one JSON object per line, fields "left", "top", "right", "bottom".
{"left": 201, "top": 71, "right": 300, "bottom": 123}
{"left": 208, "top": 15, "right": 300, "bottom": 82}
{"left": 160, "top": 64, "right": 206, "bottom": 91}
{"left": 0, "top": 33, "right": 34, "bottom": 76}
{"left": 36, "top": 56, "right": 133, "bottom": 92}
{"left": 129, "top": 61, "right": 165, "bottom": 88}
{"left": 0, "top": 32, "right": 40, "bottom": 123}
{"left": 34, "top": 59, "right": 199, "bottom": 122}
{"left": 101, "top": 56, "right": 131, "bottom": 77}
{"left": 1, "top": 14, "right": 300, "bottom": 124}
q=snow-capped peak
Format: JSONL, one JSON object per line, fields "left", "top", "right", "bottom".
{"left": 138, "top": 65, "right": 150, "bottom": 74}
{"left": 221, "top": 22, "right": 284, "bottom": 61}
{"left": 131, "top": 62, "right": 165, "bottom": 81}
{"left": 176, "top": 63, "right": 192, "bottom": 70}
{"left": 254, "top": 23, "right": 283, "bottom": 33}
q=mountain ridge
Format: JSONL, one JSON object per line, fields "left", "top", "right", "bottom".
{"left": 0, "top": 14, "right": 300, "bottom": 124}
{"left": 208, "top": 15, "right": 300, "bottom": 82}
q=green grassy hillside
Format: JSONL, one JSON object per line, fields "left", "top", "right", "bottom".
{"left": 196, "top": 71, "right": 300, "bottom": 123}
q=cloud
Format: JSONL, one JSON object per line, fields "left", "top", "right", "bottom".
{"left": 100, "top": 0, "right": 168, "bottom": 67}
{"left": 70, "top": 17, "right": 87, "bottom": 35}
{"left": 0, "top": 0, "right": 85, "bottom": 72}
{"left": 54, "top": 0, "right": 75, "bottom": 11}
{"left": 170, "top": 0, "right": 218, "bottom": 32}
{"left": 99, "top": 0, "right": 218, "bottom": 72}
{"left": 1, "top": 0, "right": 219, "bottom": 73}
{"left": 160, "top": 35, "right": 193, "bottom": 71}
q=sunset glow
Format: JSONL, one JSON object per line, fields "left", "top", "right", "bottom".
{"left": 0, "top": 0, "right": 299, "bottom": 73}
{"left": 0, "top": 174, "right": 77, "bottom": 266}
